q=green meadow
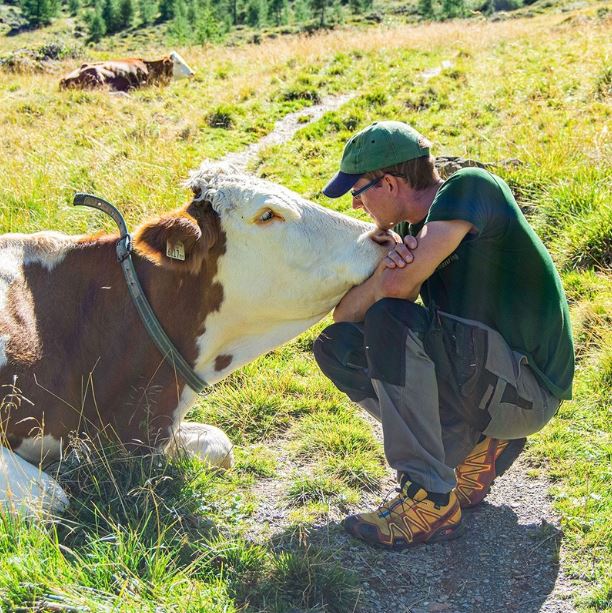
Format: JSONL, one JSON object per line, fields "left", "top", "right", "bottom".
{"left": 0, "top": 2, "right": 610, "bottom": 610}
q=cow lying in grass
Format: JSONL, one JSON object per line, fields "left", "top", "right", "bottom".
{"left": 0, "top": 163, "right": 391, "bottom": 515}
{"left": 59, "top": 51, "right": 194, "bottom": 91}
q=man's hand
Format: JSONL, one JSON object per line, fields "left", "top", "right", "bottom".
{"left": 333, "top": 220, "right": 473, "bottom": 323}
{"left": 383, "top": 235, "right": 418, "bottom": 269}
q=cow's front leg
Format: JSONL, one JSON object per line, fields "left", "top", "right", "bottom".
{"left": 166, "top": 422, "right": 234, "bottom": 469}
{"left": 0, "top": 446, "right": 70, "bottom": 516}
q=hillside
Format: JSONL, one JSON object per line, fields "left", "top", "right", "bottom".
{"left": 0, "top": 2, "right": 610, "bottom": 611}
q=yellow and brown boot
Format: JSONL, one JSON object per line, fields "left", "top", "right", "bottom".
{"left": 455, "top": 436, "right": 526, "bottom": 508}
{"left": 342, "top": 477, "right": 463, "bottom": 550}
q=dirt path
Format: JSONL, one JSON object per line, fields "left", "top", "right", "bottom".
{"left": 220, "top": 62, "right": 454, "bottom": 171}
{"left": 221, "top": 93, "right": 354, "bottom": 171}
{"left": 248, "top": 416, "right": 576, "bottom": 613}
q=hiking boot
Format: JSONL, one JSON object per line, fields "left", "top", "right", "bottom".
{"left": 455, "top": 436, "right": 526, "bottom": 509}
{"left": 342, "top": 477, "right": 463, "bottom": 550}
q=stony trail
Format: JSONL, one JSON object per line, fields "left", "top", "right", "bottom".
{"left": 221, "top": 93, "right": 354, "bottom": 171}
{"left": 246, "top": 417, "right": 576, "bottom": 613}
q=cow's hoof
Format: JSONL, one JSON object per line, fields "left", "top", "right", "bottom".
{"left": 169, "top": 422, "right": 234, "bottom": 469}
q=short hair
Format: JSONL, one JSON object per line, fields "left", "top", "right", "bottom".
{"left": 364, "top": 153, "right": 440, "bottom": 191}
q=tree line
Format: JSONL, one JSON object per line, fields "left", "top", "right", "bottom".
{"left": 14, "top": 0, "right": 533, "bottom": 42}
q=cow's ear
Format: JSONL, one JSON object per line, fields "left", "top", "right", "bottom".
{"left": 134, "top": 213, "right": 206, "bottom": 274}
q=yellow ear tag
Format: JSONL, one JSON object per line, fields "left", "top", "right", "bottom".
{"left": 166, "top": 240, "right": 185, "bottom": 261}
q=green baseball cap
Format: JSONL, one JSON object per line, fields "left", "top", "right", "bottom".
{"left": 323, "top": 121, "right": 430, "bottom": 198}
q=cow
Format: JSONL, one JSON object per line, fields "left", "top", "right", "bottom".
{"left": 59, "top": 51, "right": 194, "bottom": 92}
{"left": 0, "top": 163, "right": 392, "bottom": 516}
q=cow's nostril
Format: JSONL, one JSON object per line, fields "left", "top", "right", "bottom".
{"left": 368, "top": 229, "right": 399, "bottom": 249}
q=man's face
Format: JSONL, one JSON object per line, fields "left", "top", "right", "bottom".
{"left": 351, "top": 175, "right": 402, "bottom": 230}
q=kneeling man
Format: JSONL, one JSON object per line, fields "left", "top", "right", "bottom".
{"left": 314, "top": 121, "right": 574, "bottom": 549}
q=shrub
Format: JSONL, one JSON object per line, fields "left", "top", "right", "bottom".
{"left": 207, "top": 105, "right": 236, "bottom": 128}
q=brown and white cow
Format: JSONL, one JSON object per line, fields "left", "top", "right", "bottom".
{"left": 59, "top": 51, "right": 194, "bottom": 92}
{"left": 0, "top": 163, "right": 391, "bottom": 515}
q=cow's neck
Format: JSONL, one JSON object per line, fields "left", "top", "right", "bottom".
{"left": 194, "top": 315, "right": 324, "bottom": 385}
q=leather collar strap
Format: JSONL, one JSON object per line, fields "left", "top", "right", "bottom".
{"left": 73, "top": 193, "right": 210, "bottom": 394}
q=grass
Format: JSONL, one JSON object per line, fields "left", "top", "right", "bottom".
{"left": 1, "top": 3, "right": 611, "bottom": 610}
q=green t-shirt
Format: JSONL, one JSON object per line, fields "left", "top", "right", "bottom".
{"left": 396, "top": 168, "right": 574, "bottom": 400}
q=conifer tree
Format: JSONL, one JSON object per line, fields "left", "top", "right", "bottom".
{"left": 441, "top": 0, "right": 465, "bottom": 18}
{"left": 417, "top": 0, "right": 433, "bottom": 18}
{"left": 139, "top": 0, "right": 157, "bottom": 25}
{"left": 310, "top": 0, "right": 329, "bottom": 26}
{"left": 88, "top": 8, "right": 107, "bottom": 41}
{"left": 168, "top": 0, "right": 188, "bottom": 41}
{"left": 19, "top": 0, "right": 60, "bottom": 27}
{"left": 246, "top": 0, "right": 266, "bottom": 26}
{"left": 68, "top": 0, "right": 81, "bottom": 16}
{"left": 291, "top": 0, "right": 310, "bottom": 23}
{"left": 101, "top": 0, "right": 118, "bottom": 32}
{"left": 269, "top": 0, "right": 286, "bottom": 25}
{"left": 194, "top": 1, "right": 222, "bottom": 41}
{"left": 158, "top": 0, "right": 175, "bottom": 20}
{"left": 118, "top": 0, "right": 134, "bottom": 28}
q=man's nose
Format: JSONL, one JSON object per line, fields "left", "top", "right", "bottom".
{"left": 352, "top": 197, "right": 363, "bottom": 210}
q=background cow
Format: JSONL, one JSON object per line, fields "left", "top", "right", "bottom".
{"left": 0, "top": 163, "right": 391, "bottom": 515}
{"left": 59, "top": 51, "right": 194, "bottom": 91}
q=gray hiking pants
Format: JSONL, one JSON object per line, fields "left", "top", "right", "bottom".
{"left": 313, "top": 299, "right": 560, "bottom": 494}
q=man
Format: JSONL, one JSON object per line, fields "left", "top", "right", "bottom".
{"left": 314, "top": 121, "right": 574, "bottom": 549}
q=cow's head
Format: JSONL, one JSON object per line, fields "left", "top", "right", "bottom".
{"left": 134, "top": 163, "right": 389, "bottom": 383}
{"left": 169, "top": 51, "right": 195, "bottom": 80}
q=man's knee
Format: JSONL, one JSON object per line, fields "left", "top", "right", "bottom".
{"left": 363, "top": 299, "right": 431, "bottom": 387}
{"left": 313, "top": 322, "right": 366, "bottom": 372}
{"left": 364, "top": 298, "right": 429, "bottom": 338}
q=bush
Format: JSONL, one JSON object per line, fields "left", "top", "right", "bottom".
{"left": 207, "top": 105, "right": 236, "bottom": 128}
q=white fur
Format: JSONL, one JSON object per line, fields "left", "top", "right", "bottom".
{"left": 0, "top": 445, "right": 69, "bottom": 516}
{"left": 15, "top": 434, "right": 63, "bottom": 466}
{"left": 170, "top": 51, "right": 195, "bottom": 80}
{"left": 0, "top": 246, "right": 21, "bottom": 369}
{"left": 167, "top": 422, "right": 233, "bottom": 468}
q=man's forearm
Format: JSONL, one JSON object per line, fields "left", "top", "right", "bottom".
{"left": 332, "top": 276, "right": 378, "bottom": 323}
{"left": 333, "top": 269, "right": 421, "bottom": 323}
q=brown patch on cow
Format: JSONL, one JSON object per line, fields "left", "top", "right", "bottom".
{"left": 1, "top": 279, "right": 41, "bottom": 366}
{"left": 0, "top": 200, "right": 226, "bottom": 459}
{"left": 214, "top": 354, "right": 233, "bottom": 372}
{"left": 59, "top": 56, "right": 173, "bottom": 92}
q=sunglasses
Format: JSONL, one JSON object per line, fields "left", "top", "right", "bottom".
{"left": 351, "top": 175, "right": 383, "bottom": 199}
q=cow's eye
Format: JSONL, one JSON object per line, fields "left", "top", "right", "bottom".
{"left": 257, "top": 209, "right": 276, "bottom": 223}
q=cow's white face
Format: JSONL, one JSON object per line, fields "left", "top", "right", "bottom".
{"left": 184, "top": 163, "right": 389, "bottom": 384}
{"left": 169, "top": 51, "right": 195, "bottom": 80}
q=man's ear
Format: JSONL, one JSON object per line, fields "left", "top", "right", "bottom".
{"left": 134, "top": 213, "right": 206, "bottom": 274}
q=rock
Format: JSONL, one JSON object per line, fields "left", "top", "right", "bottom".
{"left": 434, "top": 155, "right": 524, "bottom": 179}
